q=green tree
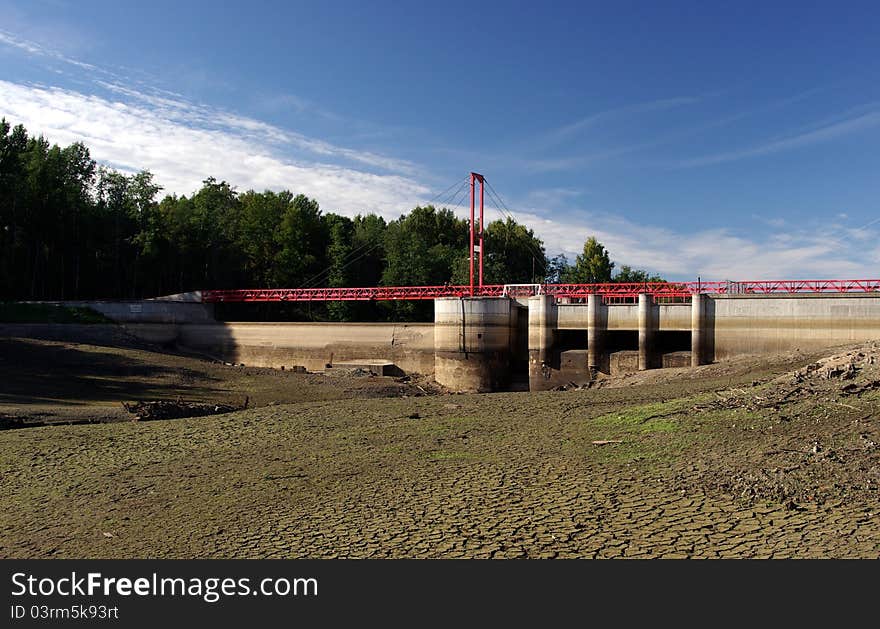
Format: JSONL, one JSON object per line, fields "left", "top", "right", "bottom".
{"left": 237, "top": 190, "right": 290, "bottom": 287}
{"left": 350, "top": 213, "right": 387, "bottom": 288}
{"left": 19, "top": 136, "right": 96, "bottom": 299}
{"left": 274, "top": 194, "right": 328, "bottom": 287}
{"left": 190, "top": 177, "right": 242, "bottom": 288}
{"left": 0, "top": 120, "right": 29, "bottom": 296}
{"left": 325, "top": 213, "right": 355, "bottom": 321}
{"left": 383, "top": 205, "right": 468, "bottom": 320}
{"left": 613, "top": 265, "right": 665, "bottom": 283}
{"left": 565, "top": 236, "right": 614, "bottom": 283}
{"left": 155, "top": 193, "right": 195, "bottom": 293}
{"left": 382, "top": 205, "right": 467, "bottom": 287}
{"left": 450, "top": 217, "right": 547, "bottom": 285}
{"left": 347, "top": 213, "right": 387, "bottom": 320}
{"left": 95, "top": 168, "right": 137, "bottom": 296}
{"left": 545, "top": 253, "right": 571, "bottom": 283}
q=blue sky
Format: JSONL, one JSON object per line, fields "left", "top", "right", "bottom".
{"left": 1, "top": 0, "right": 879, "bottom": 280}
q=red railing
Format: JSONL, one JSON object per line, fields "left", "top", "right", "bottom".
{"left": 202, "top": 285, "right": 505, "bottom": 302}
{"left": 201, "top": 279, "right": 880, "bottom": 303}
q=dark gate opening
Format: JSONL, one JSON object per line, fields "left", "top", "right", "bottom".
{"left": 556, "top": 329, "right": 587, "bottom": 352}
{"left": 655, "top": 331, "right": 691, "bottom": 353}
{"left": 606, "top": 330, "right": 638, "bottom": 352}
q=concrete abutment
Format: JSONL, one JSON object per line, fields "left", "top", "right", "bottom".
{"left": 433, "top": 297, "right": 514, "bottom": 393}
{"left": 638, "top": 293, "right": 654, "bottom": 371}
{"left": 527, "top": 295, "right": 557, "bottom": 391}
{"left": 691, "top": 293, "right": 706, "bottom": 367}
{"left": 586, "top": 293, "right": 604, "bottom": 375}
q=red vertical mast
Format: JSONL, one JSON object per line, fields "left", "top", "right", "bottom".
{"left": 469, "top": 174, "right": 475, "bottom": 296}
{"left": 469, "top": 172, "right": 485, "bottom": 296}
{"left": 478, "top": 174, "right": 484, "bottom": 287}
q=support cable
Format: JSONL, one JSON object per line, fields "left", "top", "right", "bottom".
{"left": 297, "top": 176, "right": 470, "bottom": 290}
{"left": 483, "top": 182, "right": 548, "bottom": 280}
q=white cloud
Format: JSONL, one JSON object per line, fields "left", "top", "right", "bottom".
{"left": 542, "top": 97, "right": 698, "bottom": 146}
{"left": 0, "top": 79, "right": 428, "bottom": 219}
{"left": 523, "top": 187, "right": 586, "bottom": 207}
{"left": 465, "top": 203, "right": 879, "bottom": 281}
{"left": 92, "top": 81, "right": 418, "bottom": 174}
{"left": 0, "top": 28, "right": 98, "bottom": 73}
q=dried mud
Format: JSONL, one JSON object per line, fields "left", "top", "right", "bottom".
{"left": 1, "top": 337, "right": 878, "bottom": 558}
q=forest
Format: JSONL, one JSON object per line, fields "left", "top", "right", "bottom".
{"left": 0, "top": 119, "right": 662, "bottom": 320}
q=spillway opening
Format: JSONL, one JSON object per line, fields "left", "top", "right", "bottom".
{"left": 656, "top": 331, "right": 691, "bottom": 353}
{"left": 556, "top": 329, "right": 587, "bottom": 352}
{"left": 509, "top": 305, "right": 530, "bottom": 390}
{"left": 606, "top": 330, "right": 638, "bottom": 352}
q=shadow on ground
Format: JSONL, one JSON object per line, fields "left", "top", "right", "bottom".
{"left": 0, "top": 338, "right": 221, "bottom": 405}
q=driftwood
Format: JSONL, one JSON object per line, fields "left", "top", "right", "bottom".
{"left": 841, "top": 380, "right": 880, "bottom": 396}
{"left": 122, "top": 397, "right": 248, "bottom": 421}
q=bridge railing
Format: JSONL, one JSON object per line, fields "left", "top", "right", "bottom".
{"left": 201, "top": 279, "right": 880, "bottom": 303}
{"left": 202, "top": 285, "right": 506, "bottom": 302}
{"left": 502, "top": 284, "right": 543, "bottom": 298}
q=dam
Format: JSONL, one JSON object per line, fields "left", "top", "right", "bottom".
{"left": 8, "top": 280, "right": 880, "bottom": 393}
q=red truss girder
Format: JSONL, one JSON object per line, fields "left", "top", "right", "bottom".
{"left": 202, "top": 285, "right": 505, "bottom": 302}
{"left": 201, "top": 279, "right": 880, "bottom": 303}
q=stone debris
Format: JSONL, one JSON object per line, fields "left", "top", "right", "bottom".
{"left": 323, "top": 367, "right": 373, "bottom": 378}
{"left": 691, "top": 342, "right": 880, "bottom": 417}
{"left": 551, "top": 381, "right": 595, "bottom": 392}
{"left": 789, "top": 343, "right": 878, "bottom": 384}
{"left": 122, "top": 397, "right": 248, "bottom": 421}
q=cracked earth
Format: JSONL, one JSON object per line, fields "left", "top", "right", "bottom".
{"left": 1, "top": 339, "right": 879, "bottom": 558}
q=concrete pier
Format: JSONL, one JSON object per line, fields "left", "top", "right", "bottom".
{"left": 638, "top": 293, "right": 653, "bottom": 371}
{"left": 691, "top": 293, "right": 706, "bottom": 367}
{"left": 433, "top": 297, "right": 513, "bottom": 392}
{"left": 587, "top": 293, "right": 604, "bottom": 374}
{"left": 528, "top": 294, "right": 557, "bottom": 391}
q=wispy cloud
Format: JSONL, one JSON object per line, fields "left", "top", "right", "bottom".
{"left": 425, "top": 190, "right": 879, "bottom": 280}
{"left": 498, "top": 205, "right": 878, "bottom": 280}
{"left": 93, "top": 81, "right": 418, "bottom": 174}
{"left": 522, "top": 187, "right": 586, "bottom": 208}
{"left": 538, "top": 97, "right": 699, "bottom": 149}
{"left": 1, "top": 79, "right": 428, "bottom": 218}
{"left": 481, "top": 97, "right": 700, "bottom": 174}
{"left": 1, "top": 27, "right": 421, "bottom": 177}
{"left": 254, "top": 92, "right": 348, "bottom": 125}
{"left": 515, "top": 141, "right": 661, "bottom": 173}
{"left": 519, "top": 88, "right": 830, "bottom": 173}
{"left": 0, "top": 28, "right": 98, "bottom": 73}
{"left": 674, "top": 106, "right": 880, "bottom": 168}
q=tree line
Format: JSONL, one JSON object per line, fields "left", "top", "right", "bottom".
{"left": 0, "top": 119, "right": 663, "bottom": 320}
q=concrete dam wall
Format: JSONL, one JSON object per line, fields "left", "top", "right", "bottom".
{"left": 0, "top": 321, "right": 435, "bottom": 375}
{"left": 711, "top": 295, "right": 880, "bottom": 359}
{"left": 5, "top": 293, "right": 880, "bottom": 393}
{"left": 175, "top": 322, "right": 435, "bottom": 374}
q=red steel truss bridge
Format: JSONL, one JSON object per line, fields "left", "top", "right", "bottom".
{"left": 202, "top": 279, "right": 880, "bottom": 304}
